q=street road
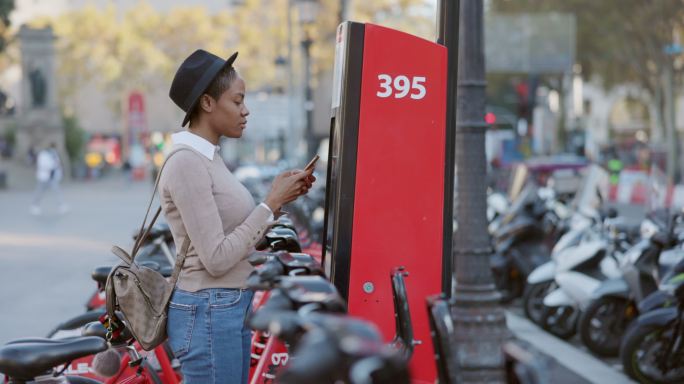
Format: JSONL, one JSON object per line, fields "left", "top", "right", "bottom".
{"left": 0, "top": 174, "right": 152, "bottom": 344}
{"left": 0, "top": 170, "right": 642, "bottom": 383}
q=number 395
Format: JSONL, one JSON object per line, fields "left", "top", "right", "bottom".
{"left": 376, "top": 74, "right": 426, "bottom": 100}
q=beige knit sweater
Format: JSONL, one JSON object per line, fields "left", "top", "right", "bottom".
{"left": 159, "top": 144, "right": 272, "bottom": 292}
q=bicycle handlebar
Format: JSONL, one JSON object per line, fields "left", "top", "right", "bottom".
{"left": 390, "top": 267, "right": 414, "bottom": 359}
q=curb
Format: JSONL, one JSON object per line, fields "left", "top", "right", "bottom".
{"left": 506, "top": 311, "right": 635, "bottom": 384}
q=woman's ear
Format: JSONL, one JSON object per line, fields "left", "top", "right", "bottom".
{"left": 199, "top": 94, "right": 214, "bottom": 113}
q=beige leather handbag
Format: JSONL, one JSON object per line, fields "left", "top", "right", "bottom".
{"left": 105, "top": 147, "right": 190, "bottom": 351}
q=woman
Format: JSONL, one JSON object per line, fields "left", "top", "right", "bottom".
{"left": 161, "top": 49, "right": 314, "bottom": 384}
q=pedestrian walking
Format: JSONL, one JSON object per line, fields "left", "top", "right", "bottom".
{"left": 161, "top": 49, "right": 314, "bottom": 384}
{"left": 30, "top": 142, "right": 69, "bottom": 215}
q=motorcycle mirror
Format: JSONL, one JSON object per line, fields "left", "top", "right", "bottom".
{"left": 607, "top": 208, "right": 618, "bottom": 219}
{"left": 674, "top": 281, "right": 684, "bottom": 300}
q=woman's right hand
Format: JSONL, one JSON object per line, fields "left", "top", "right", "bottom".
{"left": 264, "top": 169, "right": 313, "bottom": 212}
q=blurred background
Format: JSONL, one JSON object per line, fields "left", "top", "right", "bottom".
{"left": 2, "top": 1, "right": 684, "bottom": 382}
{"left": 0, "top": 1, "right": 681, "bottom": 203}
{"left": 0, "top": 0, "right": 439, "bottom": 185}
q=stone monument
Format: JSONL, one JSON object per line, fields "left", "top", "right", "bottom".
{"left": 15, "top": 25, "right": 66, "bottom": 172}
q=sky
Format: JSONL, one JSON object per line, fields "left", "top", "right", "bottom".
{"left": 11, "top": 0, "right": 243, "bottom": 27}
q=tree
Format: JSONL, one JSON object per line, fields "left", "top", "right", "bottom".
{"left": 491, "top": 0, "right": 684, "bottom": 180}
{"left": 0, "top": 0, "right": 14, "bottom": 53}
{"left": 63, "top": 114, "right": 85, "bottom": 162}
{"left": 32, "top": 1, "right": 292, "bottom": 118}
{"left": 305, "top": 0, "right": 433, "bottom": 79}
{"left": 24, "top": 0, "right": 432, "bottom": 139}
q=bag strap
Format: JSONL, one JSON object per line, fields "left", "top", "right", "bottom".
{"left": 165, "top": 236, "right": 191, "bottom": 297}
{"left": 130, "top": 147, "right": 190, "bottom": 261}
{"left": 106, "top": 235, "right": 192, "bottom": 321}
{"left": 105, "top": 268, "right": 117, "bottom": 320}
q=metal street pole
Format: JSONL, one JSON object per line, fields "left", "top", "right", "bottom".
{"left": 449, "top": 0, "right": 510, "bottom": 381}
{"left": 287, "top": 0, "right": 294, "bottom": 160}
{"left": 338, "top": 0, "right": 348, "bottom": 23}
{"left": 301, "top": 33, "right": 315, "bottom": 160}
{"left": 437, "top": 0, "right": 458, "bottom": 296}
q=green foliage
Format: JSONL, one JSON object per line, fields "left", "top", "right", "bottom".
{"left": 0, "top": 0, "right": 13, "bottom": 53}
{"left": 0, "top": 0, "right": 13, "bottom": 26}
{"left": 489, "top": 0, "right": 684, "bottom": 92}
{"left": 63, "top": 115, "right": 86, "bottom": 162}
{"left": 39, "top": 0, "right": 431, "bottom": 115}
{"left": 16, "top": 0, "right": 434, "bottom": 123}
{"left": 3, "top": 122, "right": 14, "bottom": 146}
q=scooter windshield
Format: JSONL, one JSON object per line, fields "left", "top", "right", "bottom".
{"left": 501, "top": 184, "right": 537, "bottom": 226}
{"left": 647, "top": 164, "right": 668, "bottom": 213}
{"left": 507, "top": 164, "right": 529, "bottom": 203}
{"left": 570, "top": 164, "right": 609, "bottom": 216}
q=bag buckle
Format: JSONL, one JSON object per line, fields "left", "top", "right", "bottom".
{"left": 100, "top": 313, "right": 123, "bottom": 342}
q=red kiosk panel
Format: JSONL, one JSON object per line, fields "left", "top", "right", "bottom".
{"left": 348, "top": 24, "right": 447, "bottom": 382}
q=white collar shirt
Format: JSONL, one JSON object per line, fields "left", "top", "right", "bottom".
{"left": 169, "top": 131, "right": 274, "bottom": 218}
{"left": 171, "top": 131, "right": 220, "bottom": 160}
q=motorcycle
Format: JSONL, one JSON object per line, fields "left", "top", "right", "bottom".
{"left": 579, "top": 211, "right": 683, "bottom": 357}
{"left": 620, "top": 276, "right": 684, "bottom": 383}
{"left": 489, "top": 184, "right": 563, "bottom": 303}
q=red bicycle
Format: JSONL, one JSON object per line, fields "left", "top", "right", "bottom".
{"left": 249, "top": 267, "right": 415, "bottom": 383}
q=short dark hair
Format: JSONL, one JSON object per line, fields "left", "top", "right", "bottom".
{"left": 189, "top": 66, "right": 238, "bottom": 125}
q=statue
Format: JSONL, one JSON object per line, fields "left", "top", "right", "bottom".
{"left": 29, "top": 67, "right": 46, "bottom": 107}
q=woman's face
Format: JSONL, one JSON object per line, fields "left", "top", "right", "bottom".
{"left": 208, "top": 75, "right": 249, "bottom": 139}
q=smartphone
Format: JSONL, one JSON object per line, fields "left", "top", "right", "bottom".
{"left": 304, "top": 155, "right": 320, "bottom": 171}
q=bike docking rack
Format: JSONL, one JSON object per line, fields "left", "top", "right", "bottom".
{"left": 245, "top": 249, "right": 417, "bottom": 383}
{"left": 245, "top": 251, "right": 340, "bottom": 383}
{"left": 321, "top": 21, "right": 449, "bottom": 382}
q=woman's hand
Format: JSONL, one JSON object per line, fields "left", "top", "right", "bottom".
{"left": 294, "top": 169, "right": 316, "bottom": 190}
{"left": 264, "top": 168, "right": 315, "bottom": 212}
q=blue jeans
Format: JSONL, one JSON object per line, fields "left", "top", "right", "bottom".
{"left": 167, "top": 288, "right": 254, "bottom": 384}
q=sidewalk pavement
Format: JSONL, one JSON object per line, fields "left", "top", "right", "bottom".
{"left": 0, "top": 170, "right": 153, "bottom": 344}
{"left": 506, "top": 311, "right": 636, "bottom": 384}
{"left": 0, "top": 159, "right": 36, "bottom": 191}
{"left": 0, "top": 160, "right": 642, "bottom": 383}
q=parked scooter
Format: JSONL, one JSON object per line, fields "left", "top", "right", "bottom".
{"left": 620, "top": 275, "right": 684, "bottom": 383}
{"left": 522, "top": 165, "right": 617, "bottom": 332}
{"left": 522, "top": 206, "right": 598, "bottom": 326}
{"left": 539, "top": 211, "right": 628, "bottom": 339}
{"left": 578, "top": 211, "right": 684, "bottom": 356}
{"left": 490, "top": 184, "right": 564, "bottom": 303}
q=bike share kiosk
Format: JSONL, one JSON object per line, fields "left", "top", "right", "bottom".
{"left": 323, "top": 22, "right": 448, "bottom": 382}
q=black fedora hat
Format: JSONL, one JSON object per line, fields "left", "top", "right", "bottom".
{"left": 169, "top": 49, "right": 238, "bottom": 127}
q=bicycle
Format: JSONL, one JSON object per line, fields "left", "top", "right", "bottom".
{"left": 425, "top": 294, "right": 549, "bottom": 384}
{"left": 247, "top": 265, "right": 415, "bottom": 383}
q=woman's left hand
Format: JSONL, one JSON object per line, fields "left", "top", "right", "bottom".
{"left": 291, "top": 169, "right": 316, "bottom": 195}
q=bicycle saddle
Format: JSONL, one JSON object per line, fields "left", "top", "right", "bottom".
{"left": 133, "top": 223, "right": 172, "bottom": 241}
{"left": 6, "top": 338, "right": 72, "bottom": 345}
{"left": 255, "top": 229, "right": 301, "bottom": 252}
{"left": 279, "top": 276, "right": 346, "bottom": 313}
{"left": 0, "top": 337, "right": 107, "bottom": 380}
{"left": 135, "top": 260, "right": 170, "bottom": 275}
{"left": 266, "top": 230, "right": 301, "bottom": 253}
{"left": 92, "top": 261, "right": 171, "bottom": 286}
{"left": 276, "top": 252, "right": 323, "bottom": 275}
{"left": 91, "top": 266, "right": 113, "bottom": 285}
